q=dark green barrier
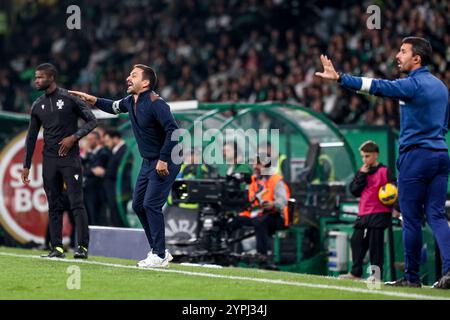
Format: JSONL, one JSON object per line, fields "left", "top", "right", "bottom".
{"left": 340, "top": 124, "right": 450, "bottom": 194}
{"left": 339, "top": 125, "right": 398, "bottom": 172}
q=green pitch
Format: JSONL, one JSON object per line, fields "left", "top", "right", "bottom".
{"left": 0, "top": 246, "right": 449, "bottom": 300}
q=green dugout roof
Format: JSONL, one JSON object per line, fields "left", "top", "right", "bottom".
{"left": 118, "top": 102, "right": 357, "bottom": 186}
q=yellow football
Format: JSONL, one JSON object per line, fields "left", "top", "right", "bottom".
{"left": 379, "top": 183, "right": 398, "bottom": 206}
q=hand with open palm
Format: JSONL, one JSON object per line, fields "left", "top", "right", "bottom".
{"left": 315, "top": 54, "right": 340, "bottom": 81}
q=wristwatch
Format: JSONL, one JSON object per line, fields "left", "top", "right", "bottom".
{"left": 337, "top": 72, "right": 343, "bottom": 83}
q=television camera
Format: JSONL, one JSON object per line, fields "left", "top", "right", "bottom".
{"left": 171, "top": 172, "right": 252, "bottom": 264}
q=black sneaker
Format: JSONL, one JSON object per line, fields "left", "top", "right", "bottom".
{"left": 41, "top": 247, "right": 65, "bottom": 258}
{"left": 385, "top": 278, "right": 421, "bottom": 288}
{"left": 432, "top": 272, "right": 450, "bottom": 289}
{"left": 256, "top": 254, "right": 279, "bottom": 271}
{"left": 74, "top": 246, "right": 88, "bottom": 259}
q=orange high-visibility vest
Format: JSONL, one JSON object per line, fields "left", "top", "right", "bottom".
{"left": 240, "top": 173, "right": 291, "bottom": 227}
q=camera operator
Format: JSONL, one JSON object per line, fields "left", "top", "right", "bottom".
{"left": 229, "top": 155, "right": 290, "bottom": 268}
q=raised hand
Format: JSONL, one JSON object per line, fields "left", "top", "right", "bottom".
{"left": 360, "top": 164, "right": 370, "bottom": 173}
{"left": 315, "top": 54, "right": 339, "bottom": 81}
{"left": 68, "top": 90, "right": 97, "bottom": 105}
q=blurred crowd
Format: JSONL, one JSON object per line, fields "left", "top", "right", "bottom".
{"left": 80, "top": 127, "right": 132, "bottom": 228}
{"left": 1, "top": 0, "right": 450, "bottom": 128}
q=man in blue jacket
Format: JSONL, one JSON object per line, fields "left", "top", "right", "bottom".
{"left": 69, "top": 64, "right": 180, "bottom": 268}
{"left": 315, "top": 37, "right": 450, "bottom": 289}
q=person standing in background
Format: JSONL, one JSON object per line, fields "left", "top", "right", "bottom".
{"left": 82, "top": 130, "right": 110, "bottom": 226}
{"left": 103, "top": 129, "right": 132, "bottom": 227}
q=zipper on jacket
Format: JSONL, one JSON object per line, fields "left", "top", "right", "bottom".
{"left": 49, "top": 96, "right": 54, "bottom": 112}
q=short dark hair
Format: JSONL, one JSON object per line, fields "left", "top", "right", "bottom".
{"left": 104, "top": 129, "right": 122, "bottom": 139}
{"left": 133, "top": 64, "right": 157, "bottom": 90}
{"left": 36, "top": 63, "right": 58, "bottom": 79}
{"left": 359, "top": 141, "right": 379, "bottom": 153}
{"left": 89, "top": 131, "right": 100, "bottom": 140}
{"left": 95, "top": 126, "right": 106, "bottom": 134}
{"left": 402, "top": 37, "right": 432, "bottom": 66}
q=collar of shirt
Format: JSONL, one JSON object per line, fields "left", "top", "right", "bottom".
{"left": 256, "top": 166, "right": 277, "bottom": 181}
{"left": 91, "top": 145, "right": 102, "bottom": 155}
{"left": 133, "top": 89, "right": 152, "bottom": 114}
{"left": 112, "top": 141, "right": 125, "bottom": 154}
{"left": 408, "top": 66, "right": 429, "bottom": 77}
{"left": 45, "top": 86, "right": 59, "bottom": 97}
{"left": 138, "top": 89, "right": 151, "bottom": 97}
{"left": 133, "top": 89, "right": 152, "bottom": 103}
{"left": 265, "top": 165, "right": 277, "bottom": 176}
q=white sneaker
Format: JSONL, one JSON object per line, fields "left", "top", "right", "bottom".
{"left": 137, "top": 249, "right": 172, "bottom": 268}
{"left": 137, "top": 253, "right": 169, "bottom": 268}
{"left": 166, "top": 250, "right": 173, "bottom": 262}
{"left": 137, "top": 249, "right": 153, "bottom": 267}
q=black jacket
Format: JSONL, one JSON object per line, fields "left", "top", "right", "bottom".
{"left": 83, "top": 146, "right": 111, "bottom": 189}
{"left": 104, "top": 143, "right": 132, "bottom": 195}
{"left": 23, "top": 87, "right": 97, "bottom": 168}
{"left": 349, "top": 163, "right": 396, "bottom": 198}
{"left": 104, "top": 144, "right": 128, "bottom": 181}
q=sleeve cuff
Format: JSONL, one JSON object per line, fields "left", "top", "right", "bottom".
{"left": 112, "top": 99, "right": 122, "bottom": 114}
{"left": 360, "top": 77, "right": 373, "bottom": 93}
{"left": 159, "top": 154, "right": 170, "bottom": 162}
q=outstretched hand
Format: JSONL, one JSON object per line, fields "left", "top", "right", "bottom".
{"left": 68, "top": 90, "right": 97, "bottom": 105}
{"left": 315, "top": 54, "right": 339, "bottom": 81}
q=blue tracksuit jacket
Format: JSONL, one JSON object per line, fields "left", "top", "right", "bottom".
{"left": 95, "top": 90, "right": 179, "bottom": 161}
{"left": 339, "top": 67, "right": 449, "bottom": 153}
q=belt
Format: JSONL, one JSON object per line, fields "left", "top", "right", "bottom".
{"left": 401, "top": 144, "right": 447, "bottom": 154}
{"left": 402, "top": 144, "right": 421, "bottom": 153}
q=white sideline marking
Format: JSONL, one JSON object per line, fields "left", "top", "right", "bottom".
{"left": 0, "top": 252, "right": 448, "bottom": 300}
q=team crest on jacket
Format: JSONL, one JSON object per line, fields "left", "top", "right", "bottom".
{"left": 57, "top": 99, "right": 64, "bottom": 109}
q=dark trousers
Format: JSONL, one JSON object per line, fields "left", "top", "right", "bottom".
{"left": 132, "top": 159, "right": 180, "bottom": 256}
{"left": 397, "top": 148, "right": 450, "bottom": 283}
{"left": 350, "top": 212, "right": 391, "bottom": 278}
{"left": 104, "top": 179, "right": 126, "bottom": 227}
{"left": 232, "top": 214, "right": 285, "bottom": 255}
{"left": 84, "top": 184, "right": 107, "bottom": 226}
{"left": 43, "top": 156, "right": 89, "bottom": 248}
{"left": 45, "top": 195, "right": 76, "bottom": 248}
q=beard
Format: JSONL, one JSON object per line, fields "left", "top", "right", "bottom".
{"left": 397, "top": 60, "right": 413, "bottom": 73}
{"left": 398, "top": 65, "right": 408, "bottom": 73}
{"left": 36, "top": 81, "right": 51, "bottom": 91}
{"left": 127, "top": 81, "right": 138, "bottom": 94}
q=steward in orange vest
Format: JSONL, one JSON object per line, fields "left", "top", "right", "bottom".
{"left": 231, "top": 161, "right": 290, "bottom": 257}
{"left": 240, "top": 173, "right": 291, "bottom": 227}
